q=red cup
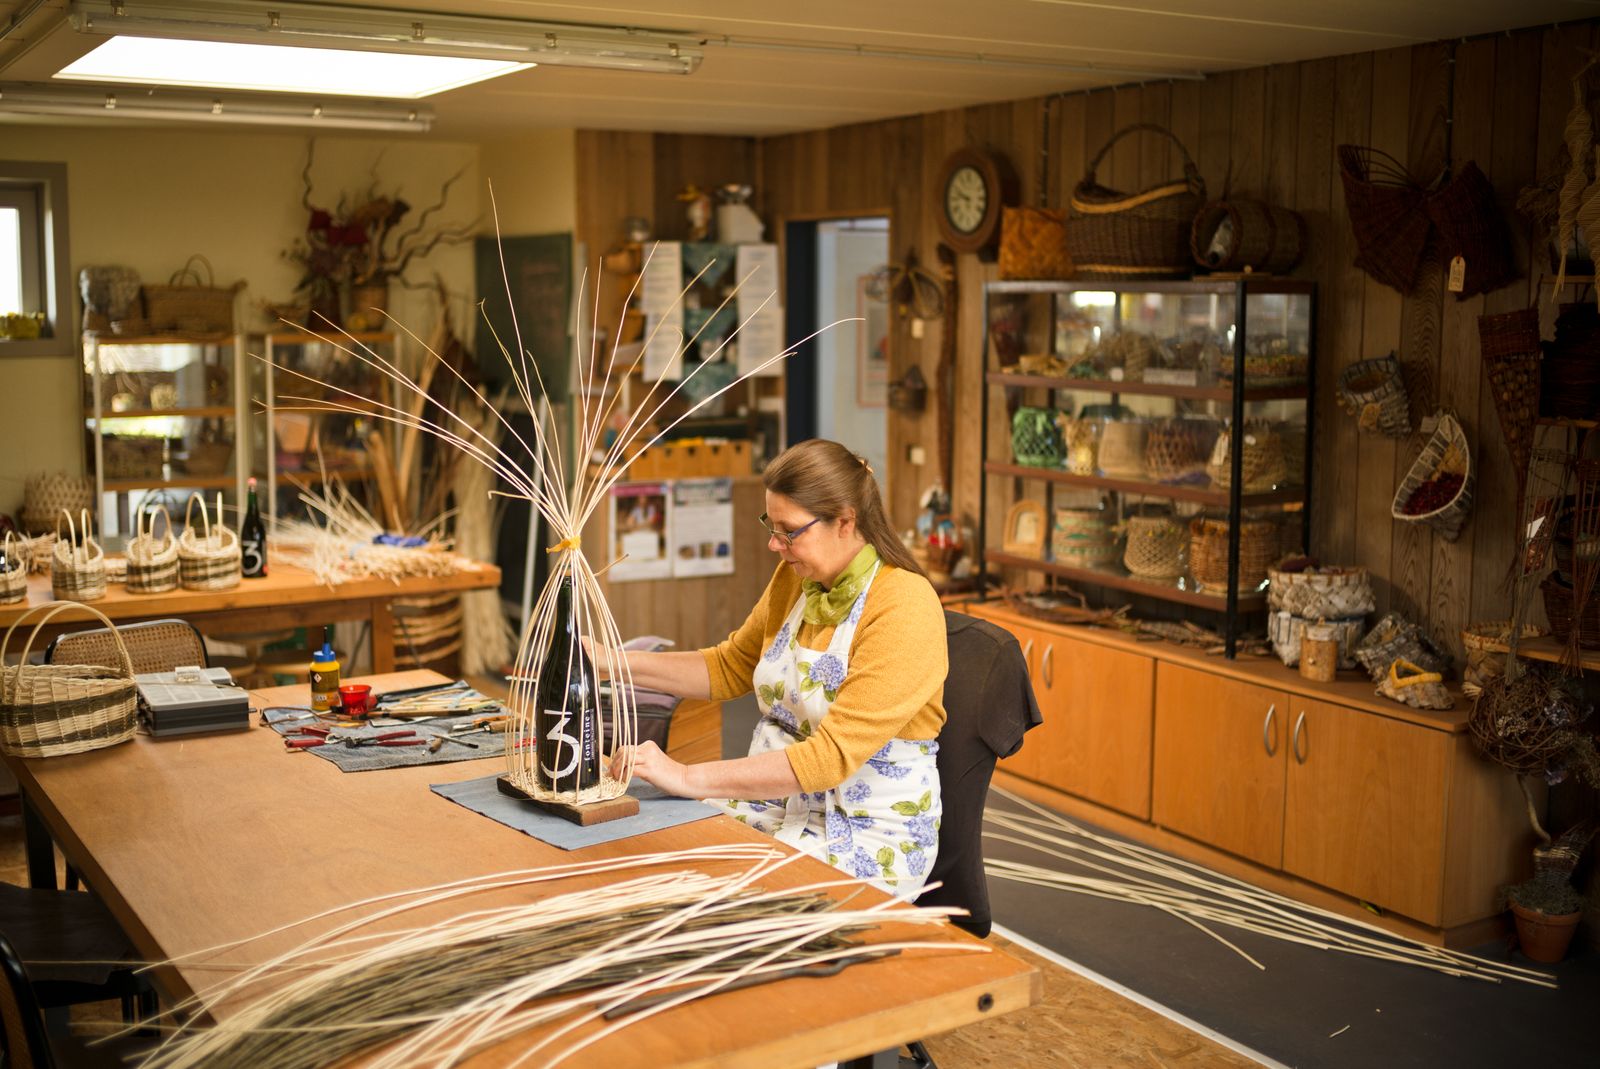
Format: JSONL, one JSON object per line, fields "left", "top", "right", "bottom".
{"left": 338, "top": 684, "right": 372, "bottom": 717}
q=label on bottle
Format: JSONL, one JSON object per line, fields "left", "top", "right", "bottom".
{"left": 310, "top": 665, "right": 340, "bottom": 712}
{"left": 241, "top": 538, "right": 266, "bottom": 577}
{"left": 538, "top": 705, "right": 598, "bottom": 788}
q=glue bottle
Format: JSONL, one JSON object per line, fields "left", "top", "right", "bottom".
{"left": 309, "top": 631, "right": 341, "bottom": 713}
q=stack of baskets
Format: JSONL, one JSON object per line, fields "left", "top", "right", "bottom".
{"left": 1189, "top": 514, "right": 1279, "bottom": 594}
{"left": 0, "top": 532, "right": 27, "bottom": 605}
{"left": 1265, "top": 564, "right": 1375, "bottom": 668}
{"left": 0, "top": 602, "right": 139, "bottom": 758}
{"left": 1068, "top": 124, "right": 1206, "bottom": 280}
{"left": 178, "top": 494, "right": 241, "bottom": 592}
{"left": 1207, "top": 422, "right": 1289, "bottom": 493}
{"left": 1337, "top": 355, "right": 1412, "bottom": 438}
{"left": 1051, "top": 506, "right": 1119, "bottom": 568}
{"left": 126, "top": 505, "right": 180, "bottom": 594}
{"left": 22, "top": 473, "right": 93, "bottom": 536}
{"left": 1123, "top": 511, "right": 1187, "bottom": 579}
{"left": 51, "top": 510, "right": 106, "bottom": 602}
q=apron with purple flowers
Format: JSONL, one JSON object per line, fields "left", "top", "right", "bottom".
{"left": 714, "top": 563, "right": 941, "bottom": 900}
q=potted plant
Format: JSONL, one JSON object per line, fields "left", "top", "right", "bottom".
{"left": 1470, "top": 666, "right": 1600, "bottom": 962}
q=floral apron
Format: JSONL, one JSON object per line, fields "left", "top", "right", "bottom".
{"left": 714, "top": 564, "right": 941, "bottom": 900}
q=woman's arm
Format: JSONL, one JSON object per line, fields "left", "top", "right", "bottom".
{"left": 612, "top": 649, "right": 713, "bottom": 701}
{"left": 611, "top": 742, "right": 801, "bottom": 800}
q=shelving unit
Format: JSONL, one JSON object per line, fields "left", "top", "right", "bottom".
{"left": 83, "top": 332, "right": 249, "bottom": 538}
{"left": 977, "top": 278, "right": 1316, "bottom": 657}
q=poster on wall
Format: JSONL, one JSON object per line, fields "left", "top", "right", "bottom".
{"left": 856, "top": 275, "right": 889, "bottom": 407}
{"left": 736, "top": 243, "right": 785, "bottom": 377}
{"left": 640, "top": 242, "right": 685, "bottom": 381}
{"left": 671, "top": 478, "right": 735, "bottom": 578}
{"left": 608, "top": 481, "right": 673, "bottom": 582}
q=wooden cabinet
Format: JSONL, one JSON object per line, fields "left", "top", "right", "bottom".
{"left": 1282, "top": 697, "right": 1449, "bottom": 925}
{"left": 1152, "top": 662, "right": 1288, "bottom": 868}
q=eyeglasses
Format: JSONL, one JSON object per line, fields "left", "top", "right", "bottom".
{"left": 759, "top": 512, "right": 823, "bottom": 546}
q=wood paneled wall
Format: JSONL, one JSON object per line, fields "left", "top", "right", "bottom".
{"left": 578, "top": 22, "right": 1595, "bottom": 656}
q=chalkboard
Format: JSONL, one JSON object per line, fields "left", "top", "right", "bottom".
{"left": 474, "top": 233, "right": 572, "bottom": 403}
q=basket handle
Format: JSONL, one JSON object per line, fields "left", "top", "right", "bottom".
{"left": 1, "top": 600, "right": 136, "bottom": 682}
{"left": 1085, "top": 124, "right": 1201, "bottom": 188}
{"left": 138, "top": 503, "right": 174, "bottom": 549}
{"left": 55, "top": 509, "right": 81, "bottom": 567}
{"left": 79, "top": 509, "right": 101, "bottom": 563}
{"left": 1, "top": 530, "right": 21, "bottom": 575}
{"left": 184, "top": 492, "right": 210, "bottom": 543}
{"left": 168, "top": 253, "right": 215, "bottom": 288}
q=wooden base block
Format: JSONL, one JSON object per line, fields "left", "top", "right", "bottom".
{"left": 496, "top": 774, "right": 640, "bottom": 826}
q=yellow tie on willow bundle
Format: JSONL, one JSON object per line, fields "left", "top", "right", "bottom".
{"left": 801, "top": 544, "right": 878, "bottom": 626}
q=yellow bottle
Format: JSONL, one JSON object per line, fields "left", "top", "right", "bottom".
{"left": 309, "top": 633, "right": 341, "bottom": 713}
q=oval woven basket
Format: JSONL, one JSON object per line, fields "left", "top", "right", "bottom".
{"left": 1068, "top": 124, "right": 1205, "bottom": 280}
{"left": 1144, "top": 418, "right": 1217, "bottom": 483}
{"left": 126, "top": 504, "right": 179, "bottom": 595}
{"left": 0, "top": 601, "right": 138, "bottom": 758}
{"left": 0, "top": 531, "right": 28, "bottom": 605}
{"left": 1391, "top": 413, "right": 1473, "bottom": 542}
{"left": 1123, "top": 514, "right": 1187, "bottom": 579}
{"left": 51, "top": 509, "right": 106, "bottom": 602}
{"left": 178, "top": 494, "right": 241, "bottom": 592}
{"left": 1337, "top": 355, "right": 1411, "bottom": 438}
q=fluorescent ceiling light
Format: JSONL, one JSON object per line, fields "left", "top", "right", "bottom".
{"left": 57, "top": 36, "right": 530, "bottom": 98}
{"left": 66, "top": 1, "right": 702, "bottom": 75}
{"left": 0, "top": 82, "right": 432, "bottom": 132}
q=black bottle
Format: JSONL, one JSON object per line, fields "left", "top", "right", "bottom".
{"left": 241, "top": 477, "right": 267, "bottom": 578}
{"left": 534, "top": 576, "right": 601, "bottom": 793}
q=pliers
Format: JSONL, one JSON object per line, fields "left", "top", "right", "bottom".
{"left": 284, "top": 725, "right": 334, "bottom": 750}
{"left": 343, "top": 730, "right": 425, "bottom": 749}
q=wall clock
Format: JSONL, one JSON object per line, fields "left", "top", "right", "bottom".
{"left": 936, "top": 147, "right": 1014, "bottom": 256}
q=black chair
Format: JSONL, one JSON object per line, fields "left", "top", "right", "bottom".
{"left": 0, "top": 882, "right": 158, "bottom": 1030}
{"left": 881, "top": 610, "right": 1040, "bottom": 1069}
{"left": 0, "top": 930, "right": 151, "bottom": 1068}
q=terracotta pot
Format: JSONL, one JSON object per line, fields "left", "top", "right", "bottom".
{"left": 1510, "top": 902, "right": 1583, "bottom": 963}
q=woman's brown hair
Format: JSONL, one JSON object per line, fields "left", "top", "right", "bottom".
{"left": 763, "top": 439, "right": 925, "bottom": 576}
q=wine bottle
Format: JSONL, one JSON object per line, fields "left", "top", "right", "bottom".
{"left": 534, "top": 575, "right": 601, "bottom": 793}
{"left": 241, "top": 477, "right": 267, "bottom": 578}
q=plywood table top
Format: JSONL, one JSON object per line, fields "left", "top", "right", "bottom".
{"left": 4, "top": 669, "right": 1038, "bottom": 1067}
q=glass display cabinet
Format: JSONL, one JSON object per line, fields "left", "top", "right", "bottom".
{"left": 977, "top": 279, "right": 1316, "bottom": 657}
{"left": 83, "top": 333, "right": 248, "bottom": 539}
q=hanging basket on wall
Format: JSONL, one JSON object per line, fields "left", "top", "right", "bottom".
{"left": 1337, "top": 355, "right": 1412, "bottom": 438}
{"left": 1337, "top": 145, "right": 1432, "bottom": 294}
{"left": 1391, "top": 412, "right": 1474, "bottom": 542}
{"left": 1423, "top": 160, "right": 1518, "bottom": 298}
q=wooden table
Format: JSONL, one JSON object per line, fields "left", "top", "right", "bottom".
{"left": 3, "top": 670, "right": 1038, "bottom": 1067}
{"left": 0, "top": 562, "right": 501, "bottom": 673}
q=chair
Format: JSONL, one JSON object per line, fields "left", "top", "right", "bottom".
{"left": 0, "top": 929, "right": 151, "bottom": 1068}
{"left": 0, "top": 882, "right": 156, "bottom": 1026}
{"left": 43, "top": 618, "right": 207, "bottom": 676}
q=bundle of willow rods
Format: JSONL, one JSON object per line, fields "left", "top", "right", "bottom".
{"left": 270, "top": 477, "right": 466, "bottom": 586}
{"left": 120, "top": 846, "right": 979, "bottom": 1069}
{"left": 982, "top": 787, "right": 1553, "bottom": 988}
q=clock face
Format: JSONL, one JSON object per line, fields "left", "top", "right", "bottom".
{"left": 945, "top": 165, "right": 988, "bottom": 234}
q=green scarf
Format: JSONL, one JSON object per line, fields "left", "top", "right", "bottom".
{"left": 802, "top": 544, "right": 879, "bottom": 626}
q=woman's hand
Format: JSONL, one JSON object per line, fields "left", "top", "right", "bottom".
{"left": 580, "top": 636, "right": 622, "bottom": 679}
{"left": 611, "top": 741, "right": 697, "bottom": 798}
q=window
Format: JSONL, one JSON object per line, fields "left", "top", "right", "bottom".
{"left": 0, "top": 161, "right": 71, "bottom": 357}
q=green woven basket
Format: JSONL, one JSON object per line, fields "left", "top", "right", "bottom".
{"left": 1011, "top": 407, "right": 1063, "bottom": 467}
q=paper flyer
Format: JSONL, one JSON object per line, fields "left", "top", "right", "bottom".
{"left": 608, "top": 481, "right": 673, "bottom": 582}
{"left": 640, "top": 241, "right": 685, "bottom": 381}
{"left": 735, "top": 243, "right": 785, "bottom": 377}
{"left": 671, "top": 478, "right": 735, "bottom": 577}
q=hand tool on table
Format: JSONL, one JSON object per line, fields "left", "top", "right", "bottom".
{"left": 449, "top": 715, "right": 510, "bottom": 737}
{"left": 283, "top": 725, "right": 334, "bottom": 750}
{"left": 427, "top": 733, "right": 481, "bottom": 753}
{"left": 343, "top": 730, "right": 425, "bottom": 749}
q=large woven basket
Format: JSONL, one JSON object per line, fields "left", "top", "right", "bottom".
{"left": 126, "top": 505, "right": 179, "bottom": 594}
{"left": 1422, "top": 161, "right": 1516, "bottom": 299}
{"left": 1266, "top": 564, "right": 1375, "bottom": 619}
{"left": 1391, "top": 413, "right": 1473, "bottom": 542}
{"left": 22, "top": 473, "right": 93, "bottom": 536}
{"left": 1123, "top": 513, "right": 1187, "bottom": 579}
{"left": 1068, "top": 124, "right": 1205, "bottom": 280}
{"left": 1189, "top": 515, "right": 1278, "bottom": 593}
{"left": 1337, "top": 145, "right": 1431, "bottom": 294}
{"left": 1, "top": 531, "right": 28, "bottom": 604}
{"left": 178, "top": 494, "right": 241, "bottom": 592}
{"left": 51, "top": 510, "right": 106, "bottom": 602}
{"left": 142, "top": 254, "right": 242, "bottom": 335}
{"left": 1190, "top": 199, "right": 1307, "bottom": 274}
{"left": 1337, "top": 355, "right": 1412, "bottom": 438}
{"left": 0, "top": 601, "right": 138, "bottom": 758}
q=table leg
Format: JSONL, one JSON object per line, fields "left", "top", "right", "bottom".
{"left": 371, "top": 599, "right": 396, "bottom": 674}
{"left": 21, "top": 793, "right": 56, "bottom": 890}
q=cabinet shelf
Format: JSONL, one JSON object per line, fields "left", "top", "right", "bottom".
{"left": 984, "top": 461, "right": 1302, "bottom": 507}
{"left": 1474, "top": 634, "right": 1600, "bottom": 672}
{"left": 89, "top": 406, "right": 235, "bottom": 421}
{"left": 103, "top": 474, "right": 237, "bottom": 492}
{"left": 986, "top": 371, "right": 1308, "bottom": 403}
{"left": 986, "top": 549, "right": 1267, "bottom": 611}
{"left": 277, "top": 466, "right": 376, "bottom": 486}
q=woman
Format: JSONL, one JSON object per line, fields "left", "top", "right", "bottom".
{"left": 607, "top": 439, "right": 947, "bottom": 899}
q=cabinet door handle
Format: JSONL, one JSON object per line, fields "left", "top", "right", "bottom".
{"left": 1042, "top": 644, "right": 1055, "bottom": 688}
{"left": 1022, "top": 639, "right": 1034, "bottom": 666}
{"left": 1262, "top": 704, "right": 1278, "bottom": 757}
{"left": 1292, "top": 711, "right": 1307, "bottom": 764}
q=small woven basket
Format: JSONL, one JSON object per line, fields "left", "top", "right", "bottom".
{"left": 1267, "top": 565, "right": 1376, "bottom": 619}
{"left": 1207, "top": 422, "right": 1289, "bottom": 492}
{"left": 1337, "top": 144, "right": 1432, "bottom": 294}
{"left": 1011, "top": 407, "right": 1064, "bottom": 467}
{"left": 1068, "top": 124, "right": 1206, "bottom": 280}
{"left": 1391, "top": 413, "right": 1473, "bottom": 542}
{"left": 178, "top": 493, "right": 241, "bottom": 592}
{"left": 1123, "top": 513, "right": 1187, "bottom": 579}
{"left": 125, "top": 505, "right": 179, "bottom": 595}
{"left": 1337, "top": 355, "right": 1412, "bottom": 438}
{"left": 0, "top": 531, "right": 28, "bottom": 605}
{"left": 1189, "top": 515, "right": 1279, "bottom": 593}
{"left": 1051, "top": 506, "right": 1119, "bottom": 567}
{"left": 142, "top": 254, "right": 242, "bottom": 334}
{"left": 1375, "top": 658, "right": 1453, "bottom": 711}
{"left": 1461, "top": 620, "right": 1546, "bottom": 699}
{"left": 1098, "top": 420, "right": 1149, "bottom": 479}
{"left": 1190, "top": 199, "right": 1307, "bottom": 274}
{"left": 1353, "top": 612, "right": 1451, "bottom": 683}
{"left": 0, "top": 601, "right": 138, "bottom": 759}
{"left": 1540, "top": 573, "right": 1600, "bottom": 650}
{"left": 1143, "top": 418, "right": 1217, "bottom": 483}
{"left": 51, "top": 510, "right": 106, "bottom": 602}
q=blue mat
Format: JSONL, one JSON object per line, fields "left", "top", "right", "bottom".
{"left": 429, "top": 774, "right": 721, "bottom": 850}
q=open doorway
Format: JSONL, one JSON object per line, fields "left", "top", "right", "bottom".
{"left": 783, "top": 215, "right": 890, "bottom": 487}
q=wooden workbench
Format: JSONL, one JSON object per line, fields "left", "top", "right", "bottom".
{"left": 0, "top": 561, "right": 501, "bottom": 673}
{"left": 2, "top": 669, "right": 1037, "bottom": 1067}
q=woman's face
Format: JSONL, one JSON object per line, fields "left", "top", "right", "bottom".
{"left": 763, "top": 491, "right": 858, "bottom": 585}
